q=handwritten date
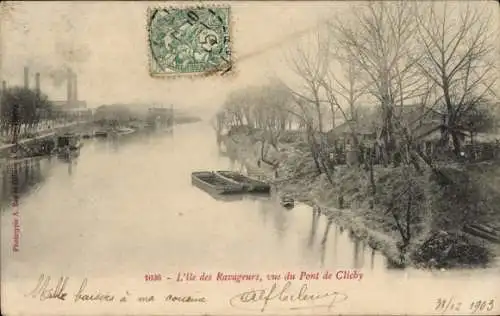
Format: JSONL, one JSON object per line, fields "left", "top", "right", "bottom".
{"left": 435, "top": 297, "right": 495, "bottom": 314}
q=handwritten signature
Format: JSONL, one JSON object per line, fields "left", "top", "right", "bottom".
{"left": 229, "top": 281, "right": 348, "bottom": 312}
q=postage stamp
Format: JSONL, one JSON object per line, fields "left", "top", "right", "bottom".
{"left": 147, "top": 6, "right": 231, "bottom": 76}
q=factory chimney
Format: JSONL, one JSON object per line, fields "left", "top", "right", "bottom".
{"left": 24, "top": 66, "right": 29, "bottom": 89}
{"left": 67, "top": 68, "right": 73, "bottom": 106}
{"left": 35, "top": 72, "right": 40, "bottom": 95}
{"left": 72, "top": 72, "right": 78, "bottom": 101}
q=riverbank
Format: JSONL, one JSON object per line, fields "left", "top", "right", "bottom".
{"left": 222, "top": 129, "right": 499, "bottom": 269}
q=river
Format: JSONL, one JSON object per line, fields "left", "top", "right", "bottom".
{"left": 1, "top": 121, "right": 499, "bottom": 314}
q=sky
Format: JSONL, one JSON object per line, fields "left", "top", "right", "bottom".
{"left": 0, "top": 1, "right": 342, "bottom": 116}
{"left": 1, "top": 1, "right": 498, "bottom": 118}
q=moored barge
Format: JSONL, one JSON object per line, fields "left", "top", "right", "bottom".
{"left": 191, "top": 171, "right": 244, "bottom": 195}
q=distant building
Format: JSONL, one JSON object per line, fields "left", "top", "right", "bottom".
{"left": 50, "top": 68, "right": 88, "bottom": 118}
{"left": 147, "top": 107, "right": 174, "bottom": 126}
{"left": 326, "top": 120, "right": 377, "bottom": 148}
{"left": 94, "top": 104, "right": 133, "bottom": 122}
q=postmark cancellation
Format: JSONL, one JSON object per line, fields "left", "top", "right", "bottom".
{"left": 147, "top": 6, "right": 231, "bottom": 76}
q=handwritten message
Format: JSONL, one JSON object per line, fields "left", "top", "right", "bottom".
{"left": 25, "top": 271, "right": 358, "bottom": 312}
{"left": 25, "top": 274, "right": 207, "bottom": 305}
{"left": 22, "top": 273, "right": 497, "bottom": 314}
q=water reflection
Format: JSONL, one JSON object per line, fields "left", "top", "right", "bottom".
{"left": 320, "top": 217, "right": 333, "bottom": 267}
{"left": 66, "top": 159, "right": 78, "bottom": 176}
{"left": 332, "top": 224, "right": 339, "bottom": 265}
{"left": 228, "top": 155, "right": 236, "bottom": 170}
{"left": 258, "top": 196, "right": 271, "bottom": 225}
{"left": 297, "top": 205, "right": 393, "bottom": 271}
{"left": 272, "top": 201, "right": 288, "bottom": 243}
{"left": 307, "top": 207, "right": 320, "bottom": 247}
{"left": 215, "top": 140, "right": 393, "bottom": 271}
{"left": 371, "top": 248, "right": 376, "bottom": 270}
{"left": 0, "top": 158, "right": 51, "bottom": 211}
{"left": 352, "top": 233, "right": 362, "bottom": 269}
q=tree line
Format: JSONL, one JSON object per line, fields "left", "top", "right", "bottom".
{"left": 0, "top": 86, "right": 96, "bottom": 142}
{"left": 217, "top": 1, "right": 497, "bottom": 169}
{"left": 0, "top": 87, "right": 56, "bottom": 141}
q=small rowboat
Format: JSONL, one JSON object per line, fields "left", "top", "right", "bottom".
{"left": 463, "top": 223, "right": 500, "bottom": 243}
{"left": 191, "top": 171, "right": 244, "bottom": 195}
{"left": 208, "top": 194, "right": 245, "bottom": 202}
{"left": 280, "top": 195, "right": 295, "bottom": 209}
{"left": 215, "top": 170, "right": 271, "bottom": 193}
{"left": 94, "top": 130, "right": 108, "bottom": 138}
{"left": 114, "top": 127, "right": 136, "bottom": 136}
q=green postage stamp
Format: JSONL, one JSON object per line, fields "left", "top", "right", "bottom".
{"left": 147, "top": 6, "right": 231, "bottom": 76}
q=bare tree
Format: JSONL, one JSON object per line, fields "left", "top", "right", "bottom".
{"left": 285, "top": 31, "right": 331, "bottom": 134}
{"left": 414, "top": 2, "right": 497, "bottom": 156}
{"left": 319, "top": 54, "right": 370, "bottom": 151}
{"left": 219, "top": 82, "right": 296, "bottom": 175}
{"left": 256, "top": 83, "right": 292, "bottom": 169}
{"left": 330, "top": 1, "right": 424, "bottom": 165}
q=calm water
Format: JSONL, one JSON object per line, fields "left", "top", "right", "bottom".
{"left": 1, "top": 122, "right": 499, "bottom": 283}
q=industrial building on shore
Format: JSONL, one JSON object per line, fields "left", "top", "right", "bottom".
{"left": 1, "top": 66, "right": 92, "bottom": 121}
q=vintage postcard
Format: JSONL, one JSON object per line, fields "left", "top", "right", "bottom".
{"left": 1, "top": 0, "right": 499, "bottom": 315}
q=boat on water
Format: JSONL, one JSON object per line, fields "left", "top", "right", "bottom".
{"left": 208, "top": 193, "right": 246, "bottom": 202}
{"left": 114, "top": 127, "right": 136, "bottom": 136}
{"left": 463, "top": 223, "right": 500, "bottom": 243}
{"left": 280, "top": 195, "right": 295, "bottom": 209}
{"left": 191, "top": 171, "right": 244, "bottom": 195}
{"left": 215, "top": 170, "right": 271, "bottom": 193}
{"left": 56, "top": 132, "right": 82, "bottom": 150}
{"left": 94, "top": 130, "right": 108, "bottom": 138}
{"left": 55, "top": 132, "right": 82, "bottom": 160}
{"left": 208, "top": 192, "right": 271, "bottom": 202}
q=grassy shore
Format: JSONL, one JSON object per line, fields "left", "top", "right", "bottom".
{"left": 222, "top": 130, "right": 499, "bottom": 269}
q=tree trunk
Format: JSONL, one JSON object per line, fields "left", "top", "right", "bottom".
{"left": 330, "top": 104, "right": 336, "bottom": 130}
{"left": 308, "top": 132, "right": 323, "bottom": 174}
{"left": 369, "top": 148, "right": 376, "bottom": 198}
{"left": 451, "top": 132, "right": 462, "bottom": 156}
{"left": 405, "top": 189, "right": 412, "bottom": 244}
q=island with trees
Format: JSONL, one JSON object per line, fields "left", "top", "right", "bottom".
{"left": 213, "top": 2, "right": 500, "bottom": 269}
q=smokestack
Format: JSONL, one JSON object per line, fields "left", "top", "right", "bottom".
{"left": 72, "top": 72, "right": 78, "bottom": 101}
{"left": 35, "top": 72, "right": 40, "bottom": 94}
{"left": 67, "top": 68, "right": 73, "bottom": 105}
{"left": 24, "top": 66, "right": 29, "bottom": 89}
